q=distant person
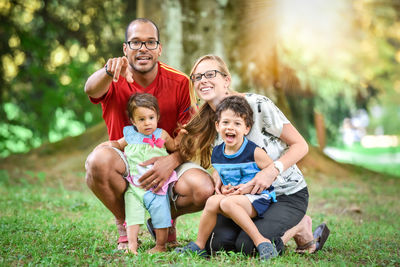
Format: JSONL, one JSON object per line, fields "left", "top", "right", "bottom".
{"left": 179, "top": 55, "right": 330, "bottom": 256}
{"left": 84, "top": 18, "right": 213, "bottom": 249}
{"left": 102, "top": 93, "right": 184, "bottom": 254}
{"left": 341, "top": 118, "right": 356, "bottom": 146}
{"left": 176, "top": 96, "right": 278, "bottom": 260}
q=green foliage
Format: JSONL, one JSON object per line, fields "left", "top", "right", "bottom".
{"left": 0, "top": 0, "right": 136, "bottom": 156}
{"left": 279, "top": 0, "right": 400, "bottom": 144}
{"left": 1, "top": 0, "right": 399, "bottom": 156}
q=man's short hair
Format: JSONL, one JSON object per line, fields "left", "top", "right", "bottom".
{"left": 125, "top": 18, "right": 160, "bottom": 41}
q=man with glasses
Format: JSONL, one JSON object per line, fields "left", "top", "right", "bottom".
{"left": 84, "top": 18, "right": 214, "bottom": 250}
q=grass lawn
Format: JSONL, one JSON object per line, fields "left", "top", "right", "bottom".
{"left": 324, "top": 145, "right": 400, "bottom": 177}
{"left": 0, "top": 168, "right": 399, "bottom": 266}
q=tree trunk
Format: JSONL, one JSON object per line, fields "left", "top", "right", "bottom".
{"left": 314, "top": 111, "right": 326, "bottom": 150}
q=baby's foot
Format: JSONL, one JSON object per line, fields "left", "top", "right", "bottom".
{"left": 126, "top": 242, "right": 138, "bottom": 255}
{"left": 125, "top": 249, "right": 138, "bottom": 255}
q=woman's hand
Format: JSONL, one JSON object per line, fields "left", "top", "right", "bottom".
{"left": 234, "top": 165, "right": 278, "bottom": 195}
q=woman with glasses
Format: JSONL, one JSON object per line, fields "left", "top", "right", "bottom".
{"left": 179, "top": 55, "right": 330, "bottom": 256}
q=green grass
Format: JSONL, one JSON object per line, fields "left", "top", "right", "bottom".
{"left": 0, "top": 169, "right": 399, "bottom": 266}
{"left": 324, "top": 144, "right": 400, "bottom": 177}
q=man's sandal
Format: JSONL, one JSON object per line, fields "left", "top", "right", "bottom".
{"left": 117, "top": 235, "right": 128, "bottom": 250}
{"left": 117, "top": 221, "right": 128, "bottom": 250}
{"left": 296, "top": 223, "right": 330, "bottom": 253}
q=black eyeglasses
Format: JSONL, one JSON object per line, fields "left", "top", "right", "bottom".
{"left": 125, "top": 40, "right": 160, "bottom": 50}
{"left": 190, "top": 70, "right": 227, "bottom": 82}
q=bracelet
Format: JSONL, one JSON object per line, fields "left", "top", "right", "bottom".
{"left": 273, "top": 160, "right": 284, "bottom": 174}
{"left": 104, "top": 64, "right": 113, "bottom": 77}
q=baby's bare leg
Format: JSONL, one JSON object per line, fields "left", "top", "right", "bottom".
{"left": 148, "top": 228, "right": 168, "bottom": 253}
{"left": 127, "top": 224, "right": 140, "bottom": 254}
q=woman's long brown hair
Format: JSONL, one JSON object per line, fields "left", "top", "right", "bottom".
{"left": 179, "top": 55, "right": 231, "bottom": 168}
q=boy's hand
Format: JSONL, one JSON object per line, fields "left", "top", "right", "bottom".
{"left": 230, "top": 183, "right": 254, "bottom": 195}
{"left": 214, "top": 179, "right": 222, "bottom": 194}
{"left": 221, "top": 184, "right": 235, "bottom": 195}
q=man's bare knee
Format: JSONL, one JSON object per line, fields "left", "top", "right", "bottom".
{"left": 85, "top": 147, "right": 125, "bottom": 188}
{"left": 192, "top": 175, "right": 214, "bottom": 207}
{"left": 174, "top": 169, "right": 214, "bottom": 206}
{"left": 84, "top": 147, "right": 127, "bottom": 220}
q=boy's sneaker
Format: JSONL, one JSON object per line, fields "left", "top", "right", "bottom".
{"left": 257, "top": 242, "right": 278, "bottom": 260}
{"left": 175, "top": 241, "right": 208, "bottom": 258}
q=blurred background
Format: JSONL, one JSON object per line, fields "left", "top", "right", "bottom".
{"left": 1, "top": 0, "right": 399, "bottom": 176}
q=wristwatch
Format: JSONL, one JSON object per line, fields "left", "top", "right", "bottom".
{"left": 273, "top": 160, "right": 284, "bottom": 174}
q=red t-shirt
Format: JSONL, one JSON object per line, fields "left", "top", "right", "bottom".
{"left": 90, "top": 62, "right": 192, "bottom": 140}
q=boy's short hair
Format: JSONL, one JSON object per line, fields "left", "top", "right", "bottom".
{"left": 215, "top": 95, "right": 254, "bottom": 128}
{"left": 127, "top": 93, "right": 160, "bottom": 120}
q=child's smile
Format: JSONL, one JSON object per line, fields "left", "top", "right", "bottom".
{"left": 216, "top": 109, "right": 250, "bottom": 154}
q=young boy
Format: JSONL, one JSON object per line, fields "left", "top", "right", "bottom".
{"left": 176, "top": 95, "right": 278, "bottom": 260}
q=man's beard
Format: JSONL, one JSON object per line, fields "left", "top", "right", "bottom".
{"left": 130, "top": 61, "right": 157, "bottom": 74}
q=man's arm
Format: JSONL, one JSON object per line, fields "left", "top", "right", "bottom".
{"left": 84, "top": 66, "right": 113, "bottom": 99}
{"left": 84, "top": 57, "right": 133, "bottom": 98}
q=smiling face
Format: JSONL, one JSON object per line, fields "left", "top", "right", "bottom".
{"left": 192, "top": 59, "right": 231, "bottom": 110}
{"left": 123, "top": 21, "right": 162, "bottom": 74}
{"left": 131, "top": 107, "right": 158, "bottom": 136}
{"left": 216, "top": 109, "right": 250, "bottom": 154}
